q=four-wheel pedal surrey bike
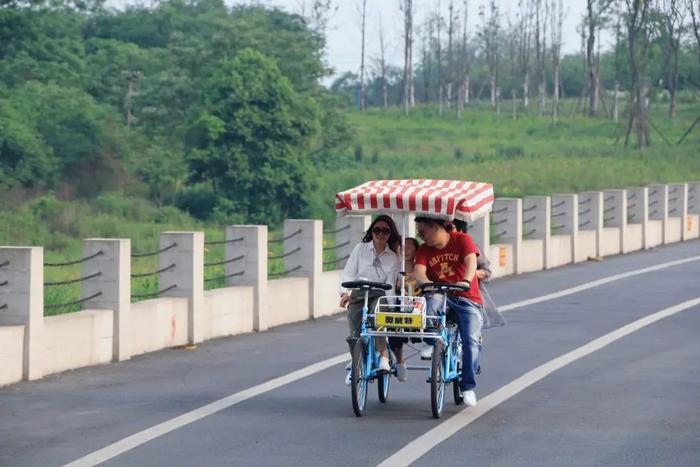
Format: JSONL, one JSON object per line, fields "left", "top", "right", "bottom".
{"left": 335, "top": 179, "right": 495, "bottom": 419}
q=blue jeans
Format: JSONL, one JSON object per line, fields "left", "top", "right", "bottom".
{"left": 427, "top": 294, "right": 484, "bottom": 391}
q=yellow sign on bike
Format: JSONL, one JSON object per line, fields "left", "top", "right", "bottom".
{"left": 375, "top": 312, "right": 423, "bottom": 329}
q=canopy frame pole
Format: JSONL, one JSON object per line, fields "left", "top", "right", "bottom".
{"left": 401, "top": 214, "right": 407, "bottom": 296}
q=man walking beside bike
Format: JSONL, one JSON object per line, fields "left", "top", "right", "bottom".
{"left": 413, "top": 217, "right": 484, "bottom": 407}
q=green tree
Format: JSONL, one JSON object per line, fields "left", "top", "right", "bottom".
{"left": 185, "top": 48, "right": 319, "bottom": 223}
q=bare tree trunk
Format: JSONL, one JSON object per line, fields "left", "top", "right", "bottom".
{"left": 359, "top": 0, "right": 367, "bottom": 111}
{"left": 550, "top": 0, "right": 563, "bottom": 125}
{"left": 523, "top": 74, "right": 529, "bottom": 107}
{"left": 512, "top": 89, "right": 517, "bottom": 119}
{"left": 457, "top": 83, "right": 463, "bottom": 119}
{"left": 534, "top": 0, "right": 542, "bottom": 113}
{"left": 437, "top": 0, "right": 444, "bottom": 114}
{"left": 461, "top": 0, "right": 470, "bottom": 107}
{"left": 379, "top": 13, "right": 388, "bottom": 111}
{"left": 465, "top": 75, "right": 470, "bottom": 103}
{"left": 661, "top": 0, "right": 682, "bottom": 118}
{"left": 402, "top": 0, "right": 413, "bottom": 115}
{"left": 624, "top": 0, "right": 652, "bottom": 149}
{"left": 689, "top": 0, "right": 700, "bottom": 64}
{"left": 586, "top": 0, "right": 598, "bottom": 116}
{"left": 124, "top": 71, "right": 139, "bottom": 128}
{"left": 552, "top": 62, "right": 559, "bottom": 124}
{"left": 447, "top": 0, "right": 455, "bottom": 110}
{"left": 613, "top": 81, "right": 619, "bottom": 122}
{"left": 519, "top": 0, "right": 533, "bottom": 108}
{"left": 496, "top": 87, "right": 501, "bottom": 115}
{"left": 481, "top": 0, "right": 500, "bottom": 109}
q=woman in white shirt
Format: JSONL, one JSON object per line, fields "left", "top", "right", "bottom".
{"left": 340, "top": 215, "right": 401, "bottom": 381}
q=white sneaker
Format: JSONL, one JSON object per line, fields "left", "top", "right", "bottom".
{"left": 396, "top": 363, "right": 408, "bottom": 382}
{"left": 420, "top": 345, "right": 433, "bottom": 360}
{"left": 378, "top": 356, "right": 391, "bottom": 372}
{"left": 345, "top": 370, "right": 352, "bottom": 386}
{"left": 462, "top": 390, "right": 477, "bottom": 407}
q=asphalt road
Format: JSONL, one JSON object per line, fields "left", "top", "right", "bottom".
{"left": 1, "top": 239, "right": 699, "bottom": 467}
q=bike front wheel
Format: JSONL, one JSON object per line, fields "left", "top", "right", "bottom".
{"left": 351, "top": 339, "right": 368, "bottom": 417}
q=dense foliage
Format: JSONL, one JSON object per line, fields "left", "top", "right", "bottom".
{"left": 0, "top": 0, "right": 351, "bottom": 223}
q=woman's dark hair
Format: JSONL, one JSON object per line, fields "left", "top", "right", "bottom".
{"left": 414, "top": 216, "right": 454, "bottom": 232}
{"left": 362, "top": 214, "right": 402, "bottom": 253}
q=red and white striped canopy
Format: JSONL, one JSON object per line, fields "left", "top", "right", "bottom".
{"left": 335, "top": 179, "right": 494, "bottom": 222}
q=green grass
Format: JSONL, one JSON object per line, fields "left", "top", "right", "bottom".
{"left": 0, "top": 193, "right": 346, "bottom": 314}
{"left": 3, "top": 97, "right": 699, "bottom": 314}
{"left": 312, "top": 97, "right": 700, "bottom": 222}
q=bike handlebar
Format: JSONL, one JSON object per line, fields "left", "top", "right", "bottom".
{"left": 341, "top": 280, "right": 393, "bottom": 291}
{"left": 419, "top": 281, "right": 470, "bottom": 292}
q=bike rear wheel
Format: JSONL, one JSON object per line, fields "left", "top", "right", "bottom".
{"left": 378, "top": 371, "right": 390, "bottom": 403}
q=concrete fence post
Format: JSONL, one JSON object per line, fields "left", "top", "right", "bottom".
{"left": 578, "top": 192, "right": 604, "bottom": 257}
{"left": 335, "top": 215, "right": 370, "bottom": 270}
{"left": 626, "top": 187, "right": 649, "bottom": 249}
{"left": 284, "top": 219, "right": 323, "bottom": 319}
{"left": 552, "top": 194, "right": 579, "bottom": 263}
{"left": 523, "top": 196, "right": 551, "bottom": 269}
{"left": 226, "top": 225, "right": 267, "bottom": 332}
{"left": 603, "top": 189, "right": 627, "bottom": 253}
{"left": 469, "top": 215, "right": 491, "bottom": 258}
{"left": 81, "top": 239, "right": 131, "bottom": 362}
{"left": 0, "top": 247, "right": 43, "bottom": 380}
{"left": 688, "top": 182, "right": 700, "bottom": 239}
{"left": 159, "top": 232, "right": 204, "bottom": 344}
{"left": 648, "top": 184, "right": 669, "bottom": 244}
{"left": 491, "top": 198, "right": 522, "bottom": 274}
{"left": 688, "top": 182, "right": 700, "bottom": 215}
{"left": 668, "top": 183, "right": 688, "bottom": 241}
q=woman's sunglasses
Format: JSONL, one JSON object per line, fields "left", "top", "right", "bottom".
{"left": 372, "top": 227, "right": 391, "bottom": 235}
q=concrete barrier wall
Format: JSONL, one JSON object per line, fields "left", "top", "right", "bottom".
{"left": 43, "top": 309, "right": 112, "bottom": 375}
{"left": 3, "top": 182, "right": 699, "bottom": 387}
{"left": 489, "top": 244, "right": 514, "bottom": 278}
{"left": 687, "top": 214, "right": 699, "bottom": 239}
{"left": 266, "top": 277, "right": 310, "bottom": 328}
{"left": 624, "top": 224, "right": 643, "bottom": 253}
{"left": 130, "top": 297, "right": 189, "bottom": 356}
{"left": 576, "top": 230, "right": 597, "bottom": 262}
{"left": 599, "top": 228, "right": 621, "bottom": 257}
{"left": 0, "top": 325, "right": 24, "bottom": 386}
{"left": 519, "top": 239, "right": 544, "bottom": 273}
{"left": 549, "top": 235, "right": 573, "bottom": 268}
{"left": 647, "top": 221, "right": 663, "bottom": 248}
{"left": 667, "top": 218, "right": 682, "bottom": 243}
{"left": 316, "top": 270, "right": 343, "bottom": 319}
{"left": 202, "top": 286, "right": 255, "bottom": 340}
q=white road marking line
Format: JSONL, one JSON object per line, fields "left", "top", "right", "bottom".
{"left": 64, "top": 253, "right": 700, "bottom": 466}
{"left": 63, "top": 354, "right": 348, "bottom": 467}
{"left": 378, "top": 297, "right": 700, "bottom": 467}
{"left": 499, "top": 254, "right": 700, "bottom": 312}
